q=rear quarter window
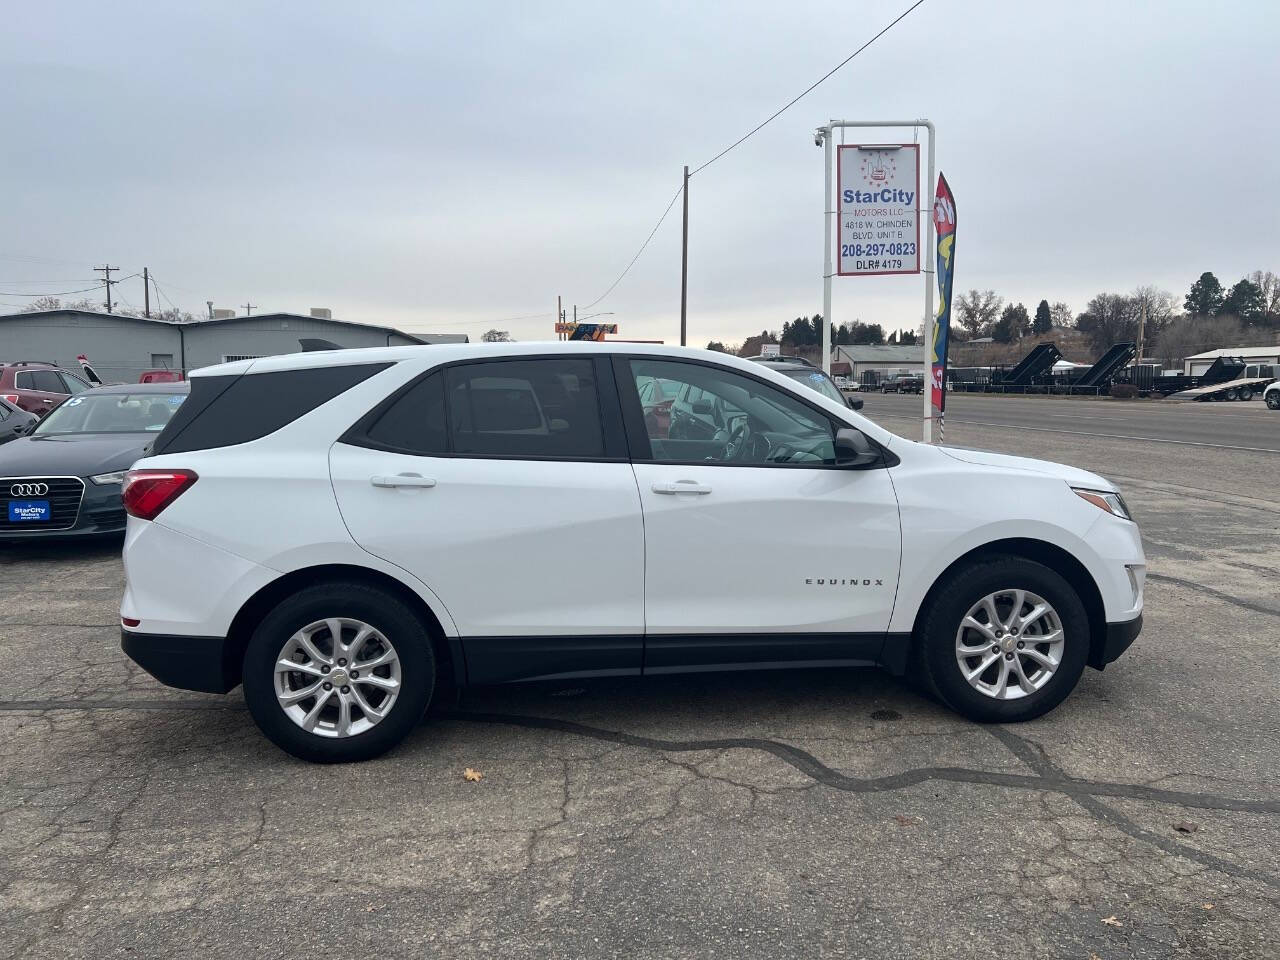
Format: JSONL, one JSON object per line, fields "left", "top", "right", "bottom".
{"left": 151, "top": 363, "right": 391, "bottom": 454}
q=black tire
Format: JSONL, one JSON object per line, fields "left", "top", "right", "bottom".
{"left": 242, "top": 582, "right": 435, "bottom": 763}
{"left": 1239, "top": 387, "right": 1253, "bottom": 402}
{"left": 916, "top": 556, "right": 1089, "bottom": 723}
{"left": 1268, "top": 392, "right": 1280, "bottom": 410}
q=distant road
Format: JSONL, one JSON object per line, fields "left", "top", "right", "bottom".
{"left": 856, "top": 391, "right": 1280, "bottom": 453}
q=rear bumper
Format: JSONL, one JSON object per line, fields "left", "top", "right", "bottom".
{"left": 121, "top": 628, "right": 238, "bottom": 693}
{"left": 1091, "top": 614, "right": 1142, "bottom": 670}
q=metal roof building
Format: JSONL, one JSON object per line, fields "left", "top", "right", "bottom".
{"left": 833, "top": 344, "right": 927, "bottom": 379}
{"left": 1182, "top": 344, "right": 1280, "bottom": 375}
{"left": 0, "top": 309, "right": 467, "bottom": 382}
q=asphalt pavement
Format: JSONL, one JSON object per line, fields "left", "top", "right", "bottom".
{"left": 858, "top": 390, "right": 1280, "bottom": 452}
{"left": 2, "top": 397, "right": 1278, "bottom": 959}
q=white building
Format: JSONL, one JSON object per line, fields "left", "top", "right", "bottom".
{"left": 1182, "top": 345, "right": 1280, "bottom": 376}
{"left": 832, "top": 345, "right": 926, "bottom": 384}
{"left": 0, "top": 309, "right": 468, "bottom": 383}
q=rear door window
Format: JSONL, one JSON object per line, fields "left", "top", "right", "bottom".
{"left": 364, "top": 372, "right": 447, "bottom": 455}
{"left": 18, "top": 371, "right": 67, "bottom": 393}
{"left": 445, "top": 358, "right": 604, "bottom": 458}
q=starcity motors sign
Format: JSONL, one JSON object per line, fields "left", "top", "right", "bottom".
{"left": 836, "top": 144, "right": 920, "bottom": 276}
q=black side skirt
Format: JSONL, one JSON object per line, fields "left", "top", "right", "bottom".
{"left": 463, "top": 632, "right": 913, "bottom": 684}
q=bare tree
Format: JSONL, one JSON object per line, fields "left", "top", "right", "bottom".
{"left": 1049, "top": 301, "right": 1074, "bottom": 327}
{"left": 21, "top": 296, "right": 64, "bottom": 312}
{"left": 954, "top": 289, "right": 1003, "bottom": 339}
{"left": 1248, "top": 270, "right": 1279, "bottom": 320}
{"left": 1131, "top": 285, "right": 1177, "bottom": 343}
{"left": 21, "top": 296, "right": 104, "bottom": 313}
{"left": 155, "top": 307, "right": 197, "bottom": 323}
{"left": 1153, "top": 314, "right": 1271, "bottom": 365}
{"left": 1076, "top": 293, "right": 1141, "bottom": 353}
{"left": 481, "top": 329, "right": 512, "bottom": 342}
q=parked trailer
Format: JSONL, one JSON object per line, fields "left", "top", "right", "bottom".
{"left": 1070, "top": 342, "right": 1136, "bottom": 394}
{"left": 1166, "top": 376, "right": 1278, "bottom": 403}
{"left": 1145, "top": 356, "right": 1248, "bottom": 397}
{"left": 995, "top": 342, "right": 1063, "bottom": 388}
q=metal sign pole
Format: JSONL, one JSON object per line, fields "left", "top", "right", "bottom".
{"left": 818, "top": 119, "right": 935, "bottom": 440}
{"left": 821, "top": 126, "right": 834, "bottom": 375}
{"left": 921, "top": 123, "right": 936, "bottom": 444}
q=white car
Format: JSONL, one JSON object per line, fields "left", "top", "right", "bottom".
{"left": 120, "top": 343, "right": 1145, "bottom": 762}
{"left": 1265, "top": 380, "right": 1280, "bottom": 410}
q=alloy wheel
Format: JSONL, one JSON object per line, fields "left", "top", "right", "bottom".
{"left": 274, "top": 618, "right": 402, "bottom": 738}
{"left": 954, "top": 589, "right": 1064, "bottom": 700}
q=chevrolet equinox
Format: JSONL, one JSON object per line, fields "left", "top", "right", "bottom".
{"left": 120, "top": 344, "right": 1144, "bottom": 762}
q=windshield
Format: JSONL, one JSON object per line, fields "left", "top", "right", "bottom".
{"left": 33, "top": 393, "right": 187, "bottom": 436}
{"left": 780, "top": 369, "right": 845, "bottom": 404}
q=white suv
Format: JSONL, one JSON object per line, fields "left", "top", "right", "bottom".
{"left": 120, "top": 343, "right": 1145, "bottom": 762}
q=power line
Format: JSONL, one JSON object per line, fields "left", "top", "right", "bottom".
{"left": 0, "top": 278, "right": 98, "bottom": 286}
{"left": 576, "top": 0, "right": 923, "bottom": 315}
{"left": 0, "top": 253, "right": 96, "bottom": 269}
{"left": 689, "top": 0, "right": 926, "bottom": 176}
{"left": 580, "top": 181, "right": 684, "bottom": 311}
{"left": 0, "top": 284, "right": 103, "bottom": 297}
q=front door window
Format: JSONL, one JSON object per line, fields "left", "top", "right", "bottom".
{"left": 628, "top": 358, "right": 837, "bottom": 465}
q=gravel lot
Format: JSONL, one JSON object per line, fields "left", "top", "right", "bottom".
{"left": 3, "top": 395, "right": 1277, "bottom": 959}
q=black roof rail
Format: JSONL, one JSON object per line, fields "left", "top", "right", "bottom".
{"left": 5, "top": 360, "right": 57, "bottom": 367}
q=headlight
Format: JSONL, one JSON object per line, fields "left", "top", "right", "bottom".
{"left": 1072, "top": 487, "right": 1131, "bottom": 521}
{"left": 90, "top": 471, "right": 127, "bottom": 486}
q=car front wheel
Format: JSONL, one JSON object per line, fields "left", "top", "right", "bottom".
{"left": 242, "top": 582, "right": 435, "bottom": 762}
{"left": 916, "top": 557, "right": 1089, "bottom": 723}
{"left": 1266, "top": 392, "right": 1280, "bottom": 410}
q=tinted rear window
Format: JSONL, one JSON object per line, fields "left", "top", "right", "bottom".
{"left": 365, "top": 372, "right": 447, "bottom": 455}
{"left": 151, "top": 363, "right": 391, "bottom": 454}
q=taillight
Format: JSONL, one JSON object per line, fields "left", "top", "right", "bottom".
{"left": 121, "top": 469, "right": 198, "bottom": 521}
{"left": 1, "top": 394, "right": 18, "bottom": 405}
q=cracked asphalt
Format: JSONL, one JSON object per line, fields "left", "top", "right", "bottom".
{"left": 3, "top": 396, "right": 1278, "bottom": 959}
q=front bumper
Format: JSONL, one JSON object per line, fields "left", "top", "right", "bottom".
{"left": 0, "top": 482, "right": 126, "bottom": 540}
{"left": 1090, "top": 614, "right": 1142, "bottom": 670}
{"left": 121, "top": 629, "right": 238, "bottom": 693}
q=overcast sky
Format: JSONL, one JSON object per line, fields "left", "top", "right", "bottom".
{"left": 2, "top": 1, "right": 1277, "bottom": 345}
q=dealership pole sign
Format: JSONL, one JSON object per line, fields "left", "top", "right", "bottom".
{"left": 837, "top": 144, "right": 920, "bottom": 276}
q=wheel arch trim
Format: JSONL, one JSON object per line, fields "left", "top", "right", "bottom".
{"left": 225, "top": 563, "right": 466, "bottom": 694}
{"left": 901, "top": 537, "right": 1110, "bottom": 672}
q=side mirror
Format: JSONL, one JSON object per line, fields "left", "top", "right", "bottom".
{"left": 691, "top": 399, "right": 713, "bottom": 416}
{"left": 846, "top": 396, "right": 864, "bottom": 411}
{"left": 548, "top": 418, "right": 569, "bottom": 433}
{"left": 834, "top": 427, "right": 879, "bottom": 467}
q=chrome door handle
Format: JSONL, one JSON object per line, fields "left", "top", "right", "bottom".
{"left": 371, "top": 474, "right": 437, "bottom": 488}
{"left": 651, "top": 480, "right": 712, "bottom": 495}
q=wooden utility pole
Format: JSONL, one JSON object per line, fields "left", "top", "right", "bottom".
{"left": 94, "top": 264, "right": 118, "bottom": 313}
{"left": 242, "top": 302, "right": 255, "bottom": 316}
{"left": 557, "top": 295, "right": 563, "bottom": 340}
{"left": 1136, "top": 296, "right": 1147, "bottom": 364}
{"left": 680, "top": 165, "right": 689, "bottom": 347}
{"left": 143, "top": 267, "right": 151, "bottom": 318}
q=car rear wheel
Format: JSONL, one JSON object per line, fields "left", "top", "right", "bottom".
{"left": 242, "top": 582, "right": 434, "bottom": 762}
{"left": 1239, "top": 387, "right": 1253, "bottom": 402}
{"left": 1268, "top": 391, "right": 1280, "bottom": 410}
{"left": 916, "top": 556, "right": 1089, "bottom": 723}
